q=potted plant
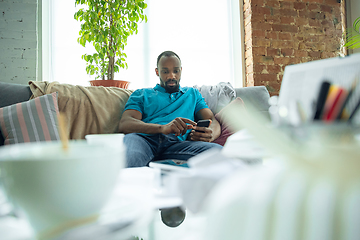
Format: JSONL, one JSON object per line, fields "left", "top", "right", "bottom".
{"left": 74, "top": 0, "right": 148, "bottom": 88}
{"left": 343, "top": 16, "right": 360, "bottom": 50}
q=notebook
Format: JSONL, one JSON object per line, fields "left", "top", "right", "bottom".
{"left": 149, "top": 159, "right": 190, "bottom": 172}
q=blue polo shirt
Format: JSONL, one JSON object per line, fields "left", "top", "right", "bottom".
{"left": 124, "top": 84, "right": 208, "bottom": 141}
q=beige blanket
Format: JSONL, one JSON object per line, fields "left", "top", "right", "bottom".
{"left": 29, "top": 81, "right": 133, "bottom": 140}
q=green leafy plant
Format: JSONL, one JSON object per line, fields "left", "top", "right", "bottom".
{"left": 343, "top": 16, "right": 360, "bottom": 49}
{"left": 74, "top": 0, "right": 147, "bottom": 80}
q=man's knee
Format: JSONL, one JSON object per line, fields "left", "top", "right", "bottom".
{"left": 126, "top": 151, "right": 151, "bottom": 168}
{"left": 123, "top": 133, "right": 142, "bottom": 144}
{"left": 123, "top": 133, "right": 154, "bottom": 168}
{"left": 195, "top": 141, "right": 222, "bottom": 154}
{"left": 210, "top": 142, "right": 223, "bottom": 150}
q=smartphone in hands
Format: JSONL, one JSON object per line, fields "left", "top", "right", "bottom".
{"left": 195, "top": 119, "right": 211, "bottom": 132}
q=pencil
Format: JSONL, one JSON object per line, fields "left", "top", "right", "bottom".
{"left": 313, "top": 81, "right": 331, "bottom": 120}
{"left": 323, "top": 87, "right": 347, "bottom": 122}
{"left": 336, "top": 77, "right": 359, "bottom": 120}
{"left": 348, "top": 95, "right": 360, "bottom": 121}
{"left": 58, "top": 112, "right": 69, "bottom": 152}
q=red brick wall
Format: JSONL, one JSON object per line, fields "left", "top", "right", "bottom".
{"left": 244, "top": 0, "right": 347, "bottom": 96}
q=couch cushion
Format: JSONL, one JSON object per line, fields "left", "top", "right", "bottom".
{"left": 0, "top": 92, "right": 60, "bottom": 145}
{"left": 235, "top": 86, "right": 270, "bottom": 119}
{"left": 0, "top": 82, "right": 33, "bottom": 146}
{"left": 213, "top": 97, "right": 245, "bottom": 146}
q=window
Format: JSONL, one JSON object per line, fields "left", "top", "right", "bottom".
{"left": 42, "top": 0, "right": 244, "bottom": 89}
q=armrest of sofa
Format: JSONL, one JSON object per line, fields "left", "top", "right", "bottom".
{"left": 235, "top": 86, "right": 270, "bottom": 119}
{"left": 0, "top": 82, "right": 33, "bottom": 146}
{"left": 0, "top": 82, "right": 32, "bottom": 108}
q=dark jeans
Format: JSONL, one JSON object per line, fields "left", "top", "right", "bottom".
{"left": 123, "top": 133, "right": 222, "bottom": 168}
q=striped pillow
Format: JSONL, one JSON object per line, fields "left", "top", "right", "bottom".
{"left": 0, "top": 92, "right": 60, "bottom": 145}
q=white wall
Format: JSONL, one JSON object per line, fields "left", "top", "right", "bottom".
{"left": 0, "top": 0, "right": 38, "bottom": 85}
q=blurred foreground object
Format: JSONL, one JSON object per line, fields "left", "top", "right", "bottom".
{"left": 159, "top": 207, "right": 186, "bottom": 228}
{"left": 201, "top": 101, "right": 360, "bottom": 240}
{"left": 0, "top": 141, "right": 124, "bottom": 239}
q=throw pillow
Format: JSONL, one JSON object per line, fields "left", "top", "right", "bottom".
{"left": 0, "top": 92, "right": 60, "bottom": 145}
{"left": 194, "top": 82, "right": 236, "bottom": 114}
{"left": 213, "top": 97, "right": 245, "bottom": 146}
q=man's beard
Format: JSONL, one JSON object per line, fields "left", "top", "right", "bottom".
{"left": 163, "top": 79, "right": 180, "bottom": 93}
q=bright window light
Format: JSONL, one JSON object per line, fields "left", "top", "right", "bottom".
{"left": 44, "top": 0, "right": 243, "bottom": 89}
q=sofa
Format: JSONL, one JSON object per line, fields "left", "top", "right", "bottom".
{"left": 0, "top": 81, "right": 270, "bottom": 147}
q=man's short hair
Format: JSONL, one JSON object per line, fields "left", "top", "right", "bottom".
{"left": 157, "top": 51, "right": 181, "bottom": 68}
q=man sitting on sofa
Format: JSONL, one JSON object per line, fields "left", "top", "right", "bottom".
{"left": 118, "top": 51, "right": 222, "bottom": 167}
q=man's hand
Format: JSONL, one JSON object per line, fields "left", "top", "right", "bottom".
{"left": 189, "top": 121, "right": 213, "bottom": 142}
{"left": 119, "top": 110, "right": 196, "bottom": 136}
{"left": 161, "top": 117, "right": 196, "bottom": 136}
